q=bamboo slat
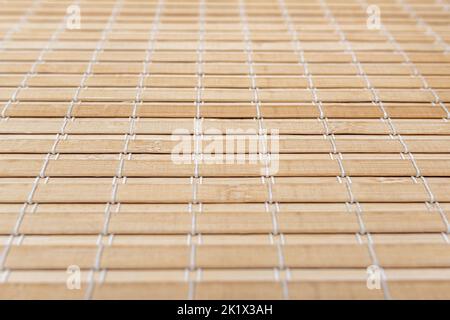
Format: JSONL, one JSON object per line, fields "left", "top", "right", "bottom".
{"left": 1, "top": 268, "right": 450, "bottom": 299}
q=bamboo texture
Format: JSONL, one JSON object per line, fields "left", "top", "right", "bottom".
{"left": 0, "top": 0, "right": 450, "bottom": 300}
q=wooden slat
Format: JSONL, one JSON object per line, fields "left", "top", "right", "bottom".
{"left": 1, "top": 118, "right": 449, "bottom": 134}
{"left": 1, "top": 179, "right": 448, "bottom": 203}
{"left": 0, "top": 158, "right": 450, "bottom": 177}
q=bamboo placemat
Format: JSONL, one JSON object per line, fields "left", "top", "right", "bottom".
{"left": 0, "top": 0, "right": 450, "bottom": 300}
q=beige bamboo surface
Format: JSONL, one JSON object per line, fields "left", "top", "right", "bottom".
{"left": 0, "top": 0, "right": 450, "bottom": 300}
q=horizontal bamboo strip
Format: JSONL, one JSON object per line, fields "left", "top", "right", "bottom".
{"left": 1, "top": 22, "right": 447, "bottom": 31}
{"left": 0, "top": 180, "right": 448, "bottom": 203}
{"left": 1, "top": 75, "right": 449, "bottom": 89}
{"left": 1, "top": 135, "right": 450, "bottom": 153}
{"left": 0, "top": 176, "right": 447, "bottom": 184}
{"left": 2, "top": 153, "right": 449, "bottom": 160}
{"left": 0, "top": 210, "right": 446, "bottom": 234}
{"left": 6, "top": 42, "right": 450, "bottom": 52}
{"left": 2, "top": 102, "right": 448, "bottom": 118}
{"left": 2, "top": 88, "right": 449, "bottom": 102}
{"left": 1, "top": 201, "right": 448, "bottom": 214}
{"left": 1, "top": 118, "right": 449, "bottom": 134}
{"left": 2, "top": 50, "right": 449, "bottom": 64}
{"left": 1, "top": 242, "right": 450, "bottom": 269}
{"left": 2, "top": 233, "right": 450, "bottom": 245}
{"left": 0, "top": 158, "right": 449, "bottom": 177}
{"left": 3, "top": 62, "right": 450, "bottom": 76}
{"left": 1, "top": 268, "right": 450, "bottom": 299}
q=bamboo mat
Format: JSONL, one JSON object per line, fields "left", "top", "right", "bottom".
{"left": 0, "top": 0, "right": 450, "bottom": 300}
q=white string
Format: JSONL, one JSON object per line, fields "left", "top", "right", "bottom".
{"left": 366, "top": 233, "right": 390, "bottom": 294}
{"left": 442, "top": 232, "right": 450, "bottom": 243}
{"left": 277, "top": 234, "right": 289, "bottom": 299}
{"left": 190, "top": 0, "right": 205, "bottom": 209}
{"left": 186, "top": 0, "right": 205, "bottom": 301}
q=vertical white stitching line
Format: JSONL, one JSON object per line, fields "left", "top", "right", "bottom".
{"left": 0, "top": 0, "right": 41, "bottom": 51}
{"left": 102, "top": 203, "right": 113, "bottom": 236}
{"left": 270, "top": 201, "right": 280, "bottom": 236}
{"left": 239, "top": 0, "right": 272, "bottom": 202}
{"left": 240, "top": 1, "right": 273, "bottom": 211}
{"left": 239, "top": 2, "right": 268, "bottom": 188}
{"left": 195, "top": 268, "right": 203, "bottom": 299}
{"left": 278, "top": 4, "right": 349, "bottom": 298}
{"left": 186, "top": 235, "right": 195, "bottom": 300}
{"left": 420, "top": 176, "right": 436, "bottom": 203}
{"left": 187, "top": 0, "right": 205, "bottom": 301}
{"left": 241, "top": 0, "right": 283, "bottom": 297}
{"left": 366, "top": 233, "right": 390, "bottom": 296}
{"left": 83, "top": 0, "right": 124, "bottom": 301}
{"left": 406, "top": 150, "right": 421, "bottom": 178}
{"left": 238, "top": 0, "right": 264, "bottom": 133}
{"left": 191, "top": 0, "right": 205, "bottom": 209}
{"left": 93, "top": 234, "right": 104, "bottom": 272}
{"left": 319, "top": 0, "right": 392, "bottom": 300}
{"left": 277, "top": 234, "right": 289, "bottom": 299}
{"left": 1, "top": 0, "right": 79, "bottom": 119}
{"left": 0, "top": 234, "right": 14, "bottom": 276}
{"left": 435, "top": 202, "right": 450, "bottom": 233}
{"left": 0, "top": 268, "right": 10, "bottom": 284}
{"left": 356, "top": 0, "right": 448, "bottom": 232}
{"left": 84, "top": 234, "right": 103, "bottom": 300}
{"left": 189, "top": 236, "right": 197, "bottom": 271}
{"left": 443, "top": 232, "right": 450, "bottom": 243}
{"left": 397, "top": 0, "right": 450, "bottom": 54}
{"left": 353, "top": 202, "right": 367, "bottom": 237}
{"left": 366, "top": 234, "right": 380, "bottom": 267}
{"left": 187, "top": 230, "right": 200, "bottom": 300}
